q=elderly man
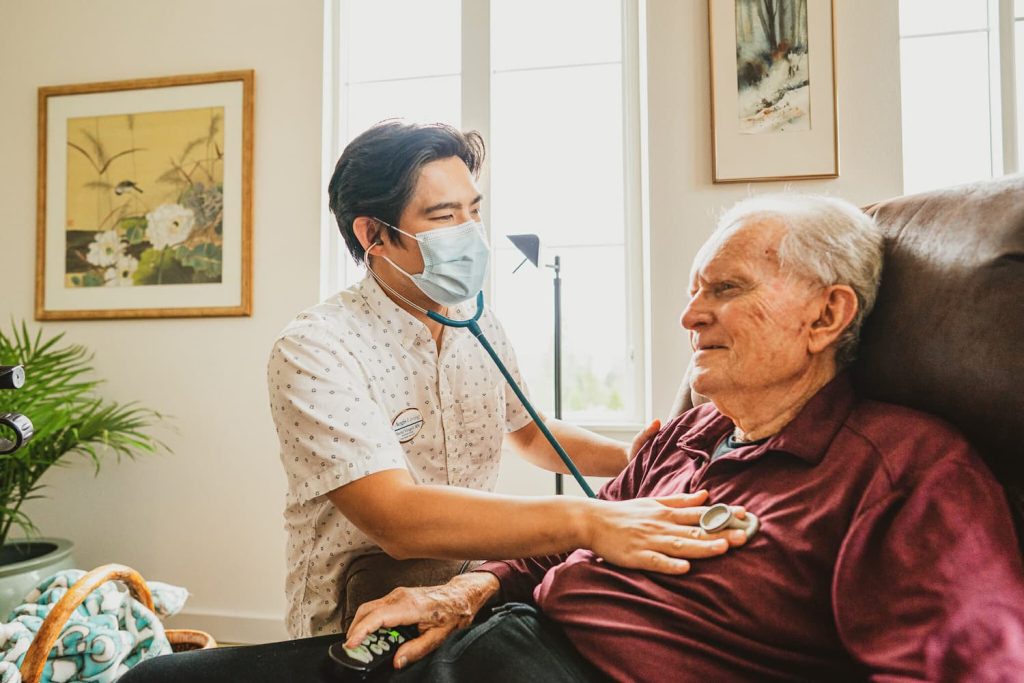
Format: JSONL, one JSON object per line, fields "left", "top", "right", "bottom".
{"left": 344, "top": 194, "right": 1024, "bottom": 682}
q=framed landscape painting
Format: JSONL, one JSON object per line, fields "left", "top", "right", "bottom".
{"left": 708, "top": 0, "right": 838, "bottom": 183}
{"left": 36, "top": 71, "right": 253, "bottom": 320}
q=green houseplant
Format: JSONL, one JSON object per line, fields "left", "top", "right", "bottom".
{"left": 0, "top": 322, "right": 165, "bottom": 615}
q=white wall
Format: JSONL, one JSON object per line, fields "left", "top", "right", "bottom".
{"left": 0, "top": 0, "right": 323, "bottom": 643}
{"left": 0, "top": 0, "right": 902, "bottom": 643}
{"left": 644, "top": 0, "right": 903, "bottom": 416}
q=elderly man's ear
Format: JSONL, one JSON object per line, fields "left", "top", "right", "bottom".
{"left": 807, "top": 285, "right": 858, "bottom": 355}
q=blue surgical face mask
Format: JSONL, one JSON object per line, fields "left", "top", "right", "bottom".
{"left": 371, "top": 219, "right": 490, "bottom": 307}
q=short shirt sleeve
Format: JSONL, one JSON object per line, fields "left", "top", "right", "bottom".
{"left": 267, "top": 327, "right": 406, "bottom": 504}
{"left": 478, "top": 309, "right": 533, "bottom": 434}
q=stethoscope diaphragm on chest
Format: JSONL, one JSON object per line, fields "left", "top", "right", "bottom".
{"left": 699, "top": 503, "right": 760, "bottom": 539}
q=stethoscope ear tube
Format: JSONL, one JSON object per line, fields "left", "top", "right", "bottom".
{"left": 425, "top": 292, "right": 485, "bottom": 328}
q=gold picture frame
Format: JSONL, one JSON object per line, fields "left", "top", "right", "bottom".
{"left": 36, "top": 70, "right": 254, "bottom": 320}
{"left": 708, "top": 0, "right": 838, "bottom": 183}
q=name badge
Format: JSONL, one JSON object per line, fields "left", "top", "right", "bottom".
{"left": 392, "top": 408, "right": 424, "bottom": 443}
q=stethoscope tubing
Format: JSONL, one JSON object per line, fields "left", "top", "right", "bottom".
{"left": 365, "top": 252, "right": 597, "bottom": 498}
{"left": 429, "top": 302, "right": 596, "bottom": 498}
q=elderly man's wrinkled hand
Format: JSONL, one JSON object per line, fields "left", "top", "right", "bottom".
{"left": 344, "top": 572, "right": 500, "bottom": 670}
{"left": 586, "top": 490, "right": 748, "bottom": 574}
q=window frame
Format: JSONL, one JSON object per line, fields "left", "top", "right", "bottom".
{"left": 321, "top": 0, "right": 649, "bottom": 433}
{"left": 898, "top": 0, "right": 1020, "bottom": 191}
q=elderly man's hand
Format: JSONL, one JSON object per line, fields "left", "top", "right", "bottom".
{"left": 586, "top": 490, "right": 748, "bottom": 573}
{"left": 344, "top": 572, "right": 500, "bottom": 670}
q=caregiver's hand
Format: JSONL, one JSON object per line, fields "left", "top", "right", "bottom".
{"left": 585, "top": 490, "right": 748, "bottom": 574}
{"left": 627, "top": 418, "right": 661, "bottom": 461}
{"left": 345, "top": 572, "right": 500, "bottom": 670}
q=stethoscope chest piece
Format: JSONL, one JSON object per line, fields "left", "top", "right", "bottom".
{"left": 699, "top": 503, "right": 760, "bottom": 540}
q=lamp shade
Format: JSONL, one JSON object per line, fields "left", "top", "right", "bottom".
{"left": 506, "top": 234, "right": 540, "bottom": 267}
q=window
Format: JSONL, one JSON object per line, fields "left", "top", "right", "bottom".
{"left": 325, "top": 0, "right": 645, "bottom": 427}
{"left": 898, "top": 0, "right": 1022, "bottom": 194}
{"left": 1017, "top": 0, "right": 1024, "bottom": 157}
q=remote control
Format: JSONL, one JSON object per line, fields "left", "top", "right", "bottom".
{"left": 327, "top": 625, "right": 419, "bottom": 680}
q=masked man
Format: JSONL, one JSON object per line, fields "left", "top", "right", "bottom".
{"left": 266, "top": 121, "right": 745, "bottom": 639}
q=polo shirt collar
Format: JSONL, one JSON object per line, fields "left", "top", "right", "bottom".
{"left": 675, "top": 371, "right": 858, "bottom": 466}
{"left": 356, "top": 275, "right": 477, "bottom": 351}
{"left": 356, "top": 275, "right": 432, "bottom": 349}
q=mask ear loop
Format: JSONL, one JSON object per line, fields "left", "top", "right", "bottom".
{"left": 362, "top": 239, "right": 430, "bottom": 315}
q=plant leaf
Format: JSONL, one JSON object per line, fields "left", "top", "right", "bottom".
{"left": 98, "top": 148, "right": 145, "bottom": 175}
{"left": 67, "top": 142, "right": 100, "bottom": 173}
{"left": 77, "top": 129, "right": 107, "bottom": 167}
{"left": 0, "top": 322, "right": 169, "bottom": 545}
{"left": 116, "top": 216, "right": 148, "bottom": 245}
{"left": 173, "top": 243, "right": 222, "bottom": 278}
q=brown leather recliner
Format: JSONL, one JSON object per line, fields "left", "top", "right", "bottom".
{"left": 670, "top": 174, "right": 1024, "bottom": 531}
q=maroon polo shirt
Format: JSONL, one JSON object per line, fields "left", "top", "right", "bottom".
{"left": 479, "top": 374, "right": 1024, "bottom": 682}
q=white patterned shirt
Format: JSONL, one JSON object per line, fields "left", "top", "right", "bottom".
{"left": 267, "top": 276, "right": 531, "bottom": 638}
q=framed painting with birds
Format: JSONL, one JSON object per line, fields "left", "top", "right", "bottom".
{"left": 35, "top": 70, "right": 253, "bottom": 319}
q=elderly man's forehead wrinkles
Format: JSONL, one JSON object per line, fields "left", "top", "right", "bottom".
{"left": 690, "top": 217, "right": 787, "bottom": 291}
{"left": 690, "top": 256, "right": 756, "bottom": 299}
{"left": 723, "top": 221, "right": 787, "bottom": 275}
{"left": 717, "top": 226, "right": 782, "bottom": 269}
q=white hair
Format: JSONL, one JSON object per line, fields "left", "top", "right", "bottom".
{"left": 710, "top": 194, "right": 884, "bottom": 366}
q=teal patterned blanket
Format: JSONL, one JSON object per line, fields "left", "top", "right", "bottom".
{"left": 0, "top": 570, "right": 187, "bottom": 682}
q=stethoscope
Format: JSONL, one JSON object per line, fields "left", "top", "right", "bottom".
{"left": 699, "top": 503, "right": 759, "bottom": 538}
{"left": 364, "top": 247, "right": 597, "bottom": 497}
{"left": 364, "top": 249, "right": 762, "bottom": 539}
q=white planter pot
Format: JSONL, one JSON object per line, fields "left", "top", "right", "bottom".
{"left": 0, "top": 538, "right": 75, "bottom": 620}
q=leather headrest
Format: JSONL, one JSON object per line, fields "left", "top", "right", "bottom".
{"left": 854, "top": 174, "right": 1024, "bottom": 508}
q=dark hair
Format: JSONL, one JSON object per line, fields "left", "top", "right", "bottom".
{"left": 328, "top": 120, "right": 486, "bottom": 263}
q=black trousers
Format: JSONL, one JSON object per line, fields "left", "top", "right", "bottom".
{"left": 391, "top": 603, "right": 601, "bottom": 682}
{"left": 119, "top": 603, "right": 602, "bottom": 682}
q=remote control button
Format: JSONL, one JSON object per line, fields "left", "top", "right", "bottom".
{"left": 345, "top": 645, "right": 373, "bottom": 664}
{"left": 369, "top": 643, "right": 383, "bottom": 656}
{"left": 380, "top": 641, "right": 391, "bottom": 652}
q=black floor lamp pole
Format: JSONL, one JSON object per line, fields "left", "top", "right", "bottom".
{"left": 552, "top": 255, "right": 563, "bottom": 496}
{"left": 505, "top": 234, "right": 569, "bottom": 496}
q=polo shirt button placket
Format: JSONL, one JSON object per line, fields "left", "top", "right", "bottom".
{"left": 689, "top": 454, "right": 714, "bottom": 489}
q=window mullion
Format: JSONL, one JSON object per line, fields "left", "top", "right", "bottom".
{"left": 322, "top": 0, "right": 346, "bottom": 296}
{"left": 621, "top": 0, "right": 647, "bottom": 424}
{"left": 999, "top": 0, "right": 1019, "bottom": 172}
{"left": 987, "top": 0, "right": 1006, "bottom": 176}
{"left": 462, "top": 0, "right": 493, "bottom": 299}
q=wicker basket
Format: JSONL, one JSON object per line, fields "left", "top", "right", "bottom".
{"left": 166, "top": 627, "right": 216, "bottom": 652}
{"left": 19, "top": 564, "right": 216, "bottom": 683}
